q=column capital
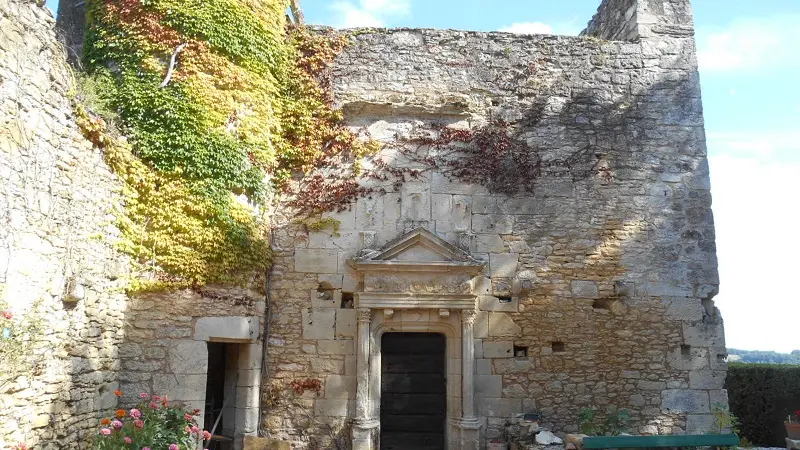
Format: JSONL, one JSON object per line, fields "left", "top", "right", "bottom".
{"left": 461, "top": 309, "right": 477, "bottom": 325}
{"left": 357, "top": 308, "right": 372, "bottom": 323}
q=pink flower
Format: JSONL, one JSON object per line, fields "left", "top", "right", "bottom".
{"left": 123, "top": 437, "right": 132, "bottom": 445}
{"left": 169, "top": 444, "right": 179, "bottom": 450}
{"left": 138, "top": 392, "right": 149, "bottom": 399}
{"left": 202, "top": 431, "right": 211, "bottom": 441}
{"left": 111, "top": 419, "right": 123, "bottom": 430}
{"left": 184, "top": 414, "right": 193, "bottom": 421}
{"left": 142, "top": 448, "right": 151, "bottom": 450}
{"left": 1, "top": 310, "right": 12, "bottom": 320}
{"left": 130, "top": 408, "right": 141, "bottom": 419}
{"left": 134, "top": 419, "right": 144, "bottom": 429}
{"left": 100, "top": 428, "right": 112, "bottom": 436}
{"left": 191, "top": 426, "right": 200, "bottom": 434}
{"left": 148, "top": 401, "right": 158, "bottom": 409}
{"left": 185, "top": 426, "right": 191, "bottom": 433}
{"left": 151, "top": 395, "right": 161, "bottom": 402}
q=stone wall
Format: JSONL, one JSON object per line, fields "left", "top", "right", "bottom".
{"left": 119, "top": 287, "right": 266, "bottom": 447}
{"left": 0, "top": 0, "right": 130, "bottom": 447}
{"left": 263, "top": 0, "right": 725, "bottom": 446}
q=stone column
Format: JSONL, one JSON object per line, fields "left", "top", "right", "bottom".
{"left": 352, "top": 308, "right": 377, "bottom": 450}
{"left": 459, "top": 309, "right": 480, "bottom": 450}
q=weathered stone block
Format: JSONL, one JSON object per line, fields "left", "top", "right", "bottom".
{"left": 243, "top": 436, "right": 291, "bottom": 450}
{"left": 489, "top": 253, "right": 518, "bottom": 277}
{"left": 318, "top": 339, "right": 355, "bottom": 355}
{"left": 153, "top": 374, "right": 206, "bottom": 402}
{"left": 474, "top": 215, "right": 513, "bottom": 235}
{"left": 474, "top": 310, "right": 489, "bottom": 339}
{"left": 709, "top": 389, "right": 729, "bottom": 410}
{"left": 488, "top": 313, "right": 521, "bottom": 337}
{"left": 483, "top": 341, "right": 513, "bottom": 358}
{"left": 302, "top": 308, "right": 336, "bottom": 340}
{"left": 478, "top": 398, "right": 522, "bottom": 418}
{"left": 571, "top": 280, "right": 599, "bottom": 298}
{"left": 686, "top": 414, "right": 715, "bottom": 434}
{"left": 324, "top": 375, "right": 356, "bottom": 399}
{"left": 475, "top": 375, "right": 503, "bottom": 398}
{"left": 683, "top": 323, "right": 726, "bottom": 347}
{"left": 194, "top": 316, "right": 259, "bottom": 341}
{"left": 661, "top": 389, "right": 710, "bottom": 414}
{"left": 335, "top": 309, "right": 356, "bottom": 338}
{"left": 314, "top": 399, "right": 353, "bottom": 417}
{"left": 295, "top": 248, "right": 339, "bottom": 273}
{"left": 168, "top": 340, "right": 208, "bottom": 374}
{"left": 689, "top": 370, "right": 725, "bottom": 390}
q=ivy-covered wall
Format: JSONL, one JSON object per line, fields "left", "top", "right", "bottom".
{"left": 79, "top": 0, "right": 375, "bottom": 289}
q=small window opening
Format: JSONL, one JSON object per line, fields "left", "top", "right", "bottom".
{"left": 592, "top": 298, "right": 612, "bottom": 311}
{"left": 513, "top": 345, "right": 528, "bottom": 358}
{"left": 205, "top": 342, "right": 239, "bottom": 450}
{"left": 498, "top": 296, "right": 513, "bottom": 304}
{"left": 681, "top": 345, "right": 692, "bottom": 357}
{"left": 717, "top": 353, "right": 727, "bottom": 363}
{"left": 551, "top": 342, "right": 566, "bottom": 353}
{"left": 340, "top": 292, "right": 354, "bottom": 309}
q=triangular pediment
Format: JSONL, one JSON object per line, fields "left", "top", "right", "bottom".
{"left": 350, "top": 228, "right": 485, "bottom": 273}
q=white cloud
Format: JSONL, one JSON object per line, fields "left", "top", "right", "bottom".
{"left": 330, "top": 0, "right": 410, "bottom": 28}
{"left": 696, "top": 15, "right": 800, "bottom": 73}
{"left": 708, "top": 132, "right": 800, "bottom": 352}
{"left": 498, "top": 21, "right": 581, "bottom": 36}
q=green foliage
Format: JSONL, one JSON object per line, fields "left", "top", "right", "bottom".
{"left": 578, "top": 407, "right": 631, "bottom": 436}
{"left": 94, "top": 394, "right": 206, "bottom": 450}
{"left": 603, "top": 408, "right": 632, "bottom": 436}
{"left": 154, "top": 0, "right": 288, "bottom": 77}
{"left": 711, "top": 404, "right": 741, "bottom": 435}
{"left": 0, "top": 294, "right": 45, "bottom": 389}
{"left": 726, "top": 362, "right": 800, "bottom": 446}
{"left": 579, "top": 408, "right": 598, "bottom": 435}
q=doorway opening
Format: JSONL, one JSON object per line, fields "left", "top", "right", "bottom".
{"left": 205, "top": 342, "right": 240, "bottom": 450}
{"left": 380, "top": 333, "right": 446, "bottom": 450}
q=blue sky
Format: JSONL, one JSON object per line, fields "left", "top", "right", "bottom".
{"left": 45, "top": 0, "right": 800, "bottom": 353}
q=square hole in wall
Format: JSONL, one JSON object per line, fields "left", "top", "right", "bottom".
{"left": 681, "top": 345, "right": 692, "bottom": 357}
{"left": 497, "top": 296, "right": 513, "bottom": 304}
{"left": 592, "top": 298, "right": 613, "bottom": 311}
{"left": 513, "top": 345, "right": 528, "bottom": 358}
{"left": 340, "top": 292, "right": 354, "bottom": 309}
{"left": 551, "top": 342, "right": 566, "bottom": 353}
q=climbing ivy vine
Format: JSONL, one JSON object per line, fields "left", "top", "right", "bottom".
{"left": 78, "top": 0, "right": 380, "bottom": 289}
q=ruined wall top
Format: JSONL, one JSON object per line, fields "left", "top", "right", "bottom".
{"left": 582, "top": 0, "right": 695, "bottom": 41}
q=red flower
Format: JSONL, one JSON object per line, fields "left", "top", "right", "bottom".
{"left": 1, "top": 310, "right": 12, "bottom": 320}
{"left": 114, "top": 389, "right": 122, "bottom": 397}
{"left": 100, "top": 418, "right": 111, "bottom": 425}
{"left": 115, "top": 409, "right": 126, "bottom": 418}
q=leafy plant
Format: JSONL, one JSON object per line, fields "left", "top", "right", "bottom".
{"left": 94, "top": 391, "right": 209, "bottom": 450}
{"left": 603, "top": 408, "right": 632, "bottom": 436}
{"left": 0, "top": 294, "right": 45, "bottom": 390}
{"left": 578, "top": 408, "right": 598, "bottom": 435}
{"left": 712, "top": 405, "right": 741, "bottom": 435}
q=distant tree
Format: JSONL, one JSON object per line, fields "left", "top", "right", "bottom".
{"left": 728, "top": 348, "right": 800, "bottom": 365}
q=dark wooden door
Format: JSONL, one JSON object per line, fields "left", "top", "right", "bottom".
{"left": 380, "top": 333, "right": 446, "bottom": 450}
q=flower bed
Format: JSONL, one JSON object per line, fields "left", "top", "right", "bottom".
{"left": 95, "top": 391, "right": 210, "bottom": 450}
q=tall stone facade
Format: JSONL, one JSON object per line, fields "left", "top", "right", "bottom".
{"left": 263, "top": 0, "right": 725, "bottom": 448}
{"left": 0, "top": 0, "right": 726, "bottom": 449}
{"left": 0, "top": 0, "right": 130, "bottom": 448}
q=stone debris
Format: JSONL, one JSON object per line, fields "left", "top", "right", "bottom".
{"left": 535, "top": 431, "right": 564, "bottom": 446}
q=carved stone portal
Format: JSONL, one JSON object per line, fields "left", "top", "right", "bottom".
{"left": 348, "top": 228, "right": 485, "bottom": 450}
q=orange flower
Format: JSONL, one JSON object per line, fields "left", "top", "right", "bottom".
{"left": 100, "top": 418, "right": 111, "bottom": 425}
{"left": 115, "top": 409, "right": 126, "bottom": 418}
{"left": 114, "top": 390, "right": 122, "bottom": 397}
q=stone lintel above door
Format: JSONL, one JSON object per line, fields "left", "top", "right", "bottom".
{"left": 348, "top": 227, "right": 486, "bottom": 310}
